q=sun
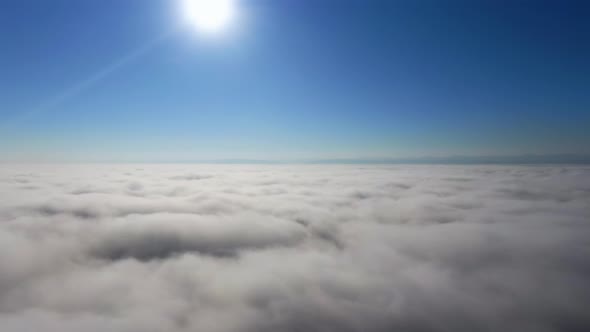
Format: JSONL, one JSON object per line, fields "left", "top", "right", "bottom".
{"left": 181, "top": 0, "right": 236, "bottom": 33}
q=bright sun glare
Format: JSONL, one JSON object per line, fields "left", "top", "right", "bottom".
{"left": 181, "top": 0, "right": 236, "bottom": 33}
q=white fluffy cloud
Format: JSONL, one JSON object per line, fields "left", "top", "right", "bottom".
{"left": 0, "top": 164, "right": 589, "bottom": 331}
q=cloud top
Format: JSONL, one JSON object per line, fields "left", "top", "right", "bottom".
{"left": 0, "top": 164, "right": 589, "bottom": 331}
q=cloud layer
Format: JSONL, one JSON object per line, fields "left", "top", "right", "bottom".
{"left": 0, "top": 164, "right": 589, "bottom": 332}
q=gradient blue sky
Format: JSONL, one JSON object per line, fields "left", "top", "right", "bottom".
{"left": 1, "top": 0, "right": 588, "bottom": 162}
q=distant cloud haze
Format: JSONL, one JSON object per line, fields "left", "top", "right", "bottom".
{"left": 0, "top": 164, "right": 589, "bottom": 331}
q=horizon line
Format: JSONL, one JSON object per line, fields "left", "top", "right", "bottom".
{"left": 2, "top": 154, "right": 590, "bottom": 165}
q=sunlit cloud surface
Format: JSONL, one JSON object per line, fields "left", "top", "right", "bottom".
{"left": 0, "top": 164, "right": 589, "bottom": 331}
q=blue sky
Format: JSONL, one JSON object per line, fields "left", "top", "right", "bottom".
{"left": 1, "top": 0, "right": 588, "bottom": 162}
